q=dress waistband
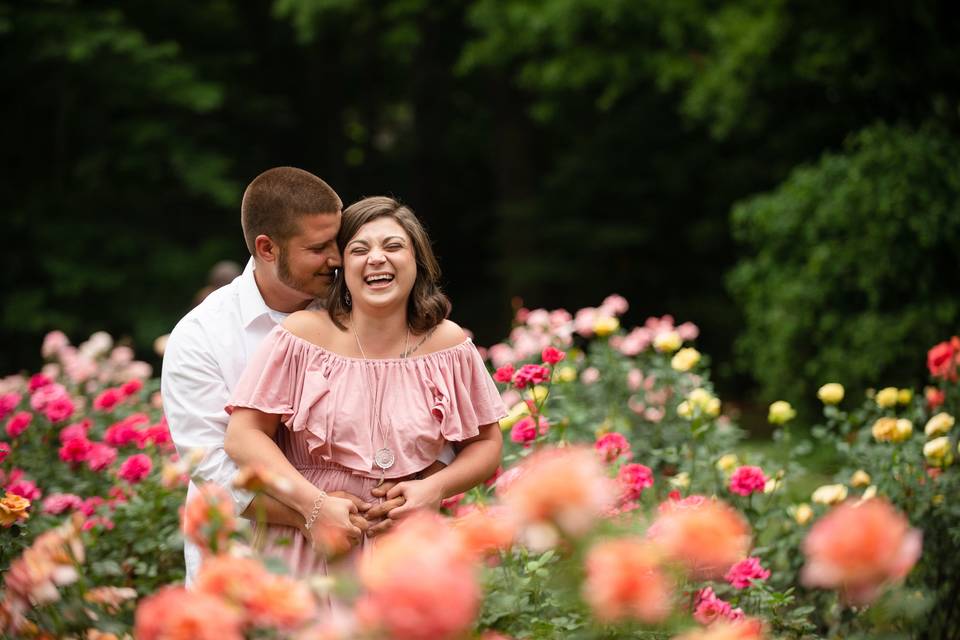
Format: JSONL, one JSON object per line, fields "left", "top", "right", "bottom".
{"left": 292, "top": 460, "right": 422, "bottom": 481}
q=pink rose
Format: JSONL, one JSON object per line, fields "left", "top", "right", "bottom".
{"left": 541, "top": 346, "right": 566, "bottom": 365}
{"left": 43, "top": 395, "right": 75, "bottom": 423}
{"left": 87, "top": 443, "right": 119, "bottom": 472}
{"left": 725, "top": 556, "right": 771, "bottom": 589}
{"left": 512, "top": 364, "right": 550, "bottom": 389}
{"left": 42, "top": 493, "right": 84, "bottom": 515}
{"left": 580, "top": 367, "right": 600, "bottom": 385}
{"left": 104, "top": 413, "right": 150, "bottom": 447}
{"left": 7, "top": 476, "right": 42, "bottom": 501}
{"left": 0, "top": 392, "right": 22, "bottom": 421}
{"left": 120, "top": 379, "right": 144, "bottom": 397}
{"left": 595, "top": 432, "right": 632, "bottom": 463}
{"left": 59, "top": 436, "right": 93, "bottom": 464}
{"left": 59, "top": 419, "right": 92, "bottom": 443}
{"left": 510, "top": 415, "right": 549, "bottom": 445}
{"left": 617, "top": 463, "right": 654, "bottom": 501}
{"left": 29, "top": 382, "right": 67, "bottom": 412}
{"left": 729, "top": 466, "right": 767, "bottom": 497}
{"left": 93, "top": 387, "right": 123, "bottom": 412}
{"left": 42, "top": 330, "right": 70, "bottom": 358}
{"left": 493, "top": 364, "right": 515, "bottom": 383}
{"left": 27, "top": 373, "right": 53, "bottom": 393}
{"left": 0, "top": 442, "right": 9, "bottom": 464}
{"left": 118, "top": 453, "right": 153, "bottom": 483}
{"left": 6, "top": 411, "right": 32, "bottom": 439}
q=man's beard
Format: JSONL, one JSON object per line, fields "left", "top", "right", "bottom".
{"left": 276, "top": 246, "right": 329, "bottom": 299}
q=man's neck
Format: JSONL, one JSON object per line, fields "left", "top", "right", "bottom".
{"left": 252, "top": 264, "right": 313, "bottom": 314}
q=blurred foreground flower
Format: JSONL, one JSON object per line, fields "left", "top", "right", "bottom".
{"left": 801, "top": 498, "right": 921, "bottom": 605}
{"left": 357, "top": 513, "right": 479, "bottom": 640}
{"left": 583, "top": 538, "right": 673, "bottom": 624}
{"left": 182, "top": 482, "right": 236, "bottom": 554}
{"left": 135, "top": 585, "right": 243, "bottom": 640}
{"left": 649, "top": 497, "right": 751, "bottom": 579}
{"left": 673, "top": 620, "right": 766, "bottom": 640}
{"left": 499, "top": 446, "right": 616, "bottom": 539}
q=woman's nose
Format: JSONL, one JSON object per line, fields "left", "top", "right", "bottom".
{"left": 367, "top": 251, "right": 386, "bottom": 264}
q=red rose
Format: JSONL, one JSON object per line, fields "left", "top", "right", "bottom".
{"left": 928, "top": 339, "right": 958, "bottom": 381}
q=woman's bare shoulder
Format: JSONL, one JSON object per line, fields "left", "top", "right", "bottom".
{"left": 281, "top": 310, "right": 338, "bottom": 348}
{"left": 419, "top": 319, "right": 469, "bottom": 354}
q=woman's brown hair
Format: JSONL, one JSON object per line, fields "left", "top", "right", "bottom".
{"left": 327, "top": 196, "right": 451, "bottom": 334}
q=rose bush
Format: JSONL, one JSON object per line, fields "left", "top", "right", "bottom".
{"left": 0, "top": 296, "right": 955, "bottom": 640}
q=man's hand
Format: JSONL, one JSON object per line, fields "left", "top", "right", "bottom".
{"left": 367, "top": 477, "right": 445, "bottom": 537}
{"left": 327, "top": 490, "right": 372, "bottom": 541}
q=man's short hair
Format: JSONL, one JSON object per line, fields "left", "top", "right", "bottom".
{"left": 240, "top": 167, "right": 342, "bottom": 255}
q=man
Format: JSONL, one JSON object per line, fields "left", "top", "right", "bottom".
{"left": 162, "top": 167, "right": 420, "bottom": 584}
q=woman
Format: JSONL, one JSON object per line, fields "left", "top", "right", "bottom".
{"left": 224, "top": 196, "right": 505, "bottom": 574}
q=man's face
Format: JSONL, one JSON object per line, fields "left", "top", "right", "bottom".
{"left": 275, "top": 212, "right": 342, "bottom": 299}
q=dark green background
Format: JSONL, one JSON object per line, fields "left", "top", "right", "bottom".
{"left": 4, "top": 0, "right": 959, "bottom": 407}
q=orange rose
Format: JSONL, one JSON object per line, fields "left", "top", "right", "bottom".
{"left": 0, "top": 492, "right": 30, "bottom": 526}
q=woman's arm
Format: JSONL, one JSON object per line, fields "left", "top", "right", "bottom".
{"left": 224, "top": 407, "right": 362, "bottom": 545}
{"left": 381, "top": 422, "right": 503, "bottom": 519}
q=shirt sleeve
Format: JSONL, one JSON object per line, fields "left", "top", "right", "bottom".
{"left": 160, "top": 320, "right": 254, "bottom": 516}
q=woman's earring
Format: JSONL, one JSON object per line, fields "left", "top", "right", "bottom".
{"left": 344, "top": 290, "right": 352, "bottom": 306}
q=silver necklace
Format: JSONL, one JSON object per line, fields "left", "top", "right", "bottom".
{"left": 352, "top": 322, "right": 409, "bottom": 484}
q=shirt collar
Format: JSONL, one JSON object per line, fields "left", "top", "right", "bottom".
{"left": 237, "top": 257, "right": 323, "bottom": 328}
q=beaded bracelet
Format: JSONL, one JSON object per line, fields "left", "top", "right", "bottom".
{"left": 303, "top": 491, "right": 328, "bottom": 531}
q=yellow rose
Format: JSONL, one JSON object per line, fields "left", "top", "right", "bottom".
{"left": 897, "top": 389, "right": 913, "bottom": 406}
{"left": 791, "top": 503, "right": 814, "bottom": 526}
{"left": 671, "top": 348, "right": 701, "bottom": 372}
{"left": 812, "top": 484, "right": 848, "bottom": 505}
{"left": 923, "top": 436, "right": 953, "bottom": 467}
{"left": 932, "top": 494, "right": 944, "bottom": 506}
{"left": 924, "top": 412, "right": 955, "bottom": 438}
{"left": 669, "top": 472, "right": 690, "bottom": 489}
{"left": 715, "top": 454, "right": 739, "bottom": 473}
{"left": 875, "top": 386, "right": 899, "bottom": 409}
{"left": 871, "top": 417, "right": 898, "bottom": 442}
{"left": 850, "top": 470, "right": 871, "bottom": 487}
{"left": 555, "top": 366, "right": 577, "bottom": 383}
{"left": 499, "top": 401, "right": 530, "bottom": 430}
{"left": 653, "top": 330, "right": 682, "bottom": 353}
{"left": 861, "top": 485, "right": 878, "bottom": 501}
{"left": 817, "top": 383, "right": 844, "bottom": 405}
{"left": 688, "top": 388, "right": 712, "bottom": 406}
{"left": 677, "top": 401, "right": 693, "bottom": 419}
{"left": 0, "top": 492, "right": 30, "bottom": 527}
{"left": 768, "top": 400, "right": 796, "bottom": 425}
{"left": 892, "top": 418, "right": 913, "bottom": 443}
{"left": 525, "top": 385, "right": 549, "bottom": 404}
{"left": 706, "top": 397, "right": 721, "bottom": 417}
{"left": 593, "top": 316, "right": 620, "bottom": 337}
{"left": 764, "top": 478, "right": 780, "bottom": 494}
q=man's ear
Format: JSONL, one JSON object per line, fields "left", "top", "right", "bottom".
{"left": 254, "top": 234, "right": 278, "bottom": 263}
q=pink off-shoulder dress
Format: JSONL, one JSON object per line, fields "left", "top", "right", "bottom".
{"left": 225, "top": 324, "right": 507, "bottom": 576}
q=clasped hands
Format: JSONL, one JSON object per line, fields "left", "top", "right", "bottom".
{"left": 306, "top": 474, "right": 444, "bottom": 549}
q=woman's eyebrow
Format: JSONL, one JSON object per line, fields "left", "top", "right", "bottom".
{"left": 346, "top": 238, "right": 370, "bottom": 247}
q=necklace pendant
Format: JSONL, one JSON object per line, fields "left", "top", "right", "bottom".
{"left": 375, "top": 447, "right": 395, "bottom": 471}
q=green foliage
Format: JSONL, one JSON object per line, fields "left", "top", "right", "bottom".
{"left": 728, "top": 123, "right": 960, "bottom": 403}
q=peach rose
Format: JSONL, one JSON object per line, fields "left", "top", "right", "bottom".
{"left": 499, "top": 446, "right": 616, "bottom": 538}
{"left": 583, "top": 538, "right": 673, "bottom": 623}
{"left": 135, "top": 585, "right": 242, "bottom": 640}
{"left": 182, "top": 482, "right": 236, "bottom": 554}
{"left": 801, "top": 498, "right": 921, "bottom": 605}
{"left": 357, "top": 513, "right": 479, "bottom": 640}
{"left": 648, "top": 498, "right": 751, "bottom": 579}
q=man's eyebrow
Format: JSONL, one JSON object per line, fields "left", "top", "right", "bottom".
{"left": 305, "top": 240, "right": 333, "bottom": 249}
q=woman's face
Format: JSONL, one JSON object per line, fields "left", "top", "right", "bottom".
{"left": 343, "top": 216, "right": 417, "bottom": 313}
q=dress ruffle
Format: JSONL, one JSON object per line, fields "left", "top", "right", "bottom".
{"left": 226, "top": 324, "right": 506, "bottom": 478}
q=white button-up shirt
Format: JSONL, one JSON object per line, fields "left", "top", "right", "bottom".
{"left": 161, "top": 259, "right": 311, "bottom": 583}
